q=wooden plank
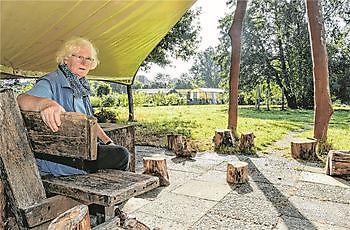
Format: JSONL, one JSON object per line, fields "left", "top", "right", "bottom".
{"left": 42, "top": 170, "right": 159, "bottom": 206}
{"left": 92, "top": 216, "right": 122, "bottom": 230}
{"left": 100, "top": 123, "right": 135, "bottom": 172}
{"left": 23, "top": 195, "right": 80, "bottom": 228}
{"left": 0, "top": 89, "right": 46, "bottom": 211}
{"left": 22, "top": 111, "right": 97, "bottom": 160}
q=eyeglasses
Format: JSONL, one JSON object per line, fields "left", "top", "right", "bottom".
{"left": 71, "top": 54, "right": 94, "bottom": 64}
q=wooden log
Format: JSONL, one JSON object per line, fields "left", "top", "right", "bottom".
{"left": 100, "top": 123, "right": 136, "bottom": 172}
{"left": 291, "top": 138, "right": 317, "bottom": 160}
{"left": 239, "top": 132, "right": 255, "bottom": 150}
{"left": 213, "top": 129, "right": 235, "bottom": 149}
{"left": 48, "top": 204, "right": 90, "bottom": 230}
{"left": 22, "top": 111, "right": 97, "bottom": 160}
{"left": 326, "top": 150, "right": 350, "bottom": 176}
{"left": 0, "top": 89, "right": 46, "bottom": 227}
{"left": 227, "top": 161, "right": 249, "bottom": 184}
{"left": 143, "top": 156, "right": 170, "bottom": 186}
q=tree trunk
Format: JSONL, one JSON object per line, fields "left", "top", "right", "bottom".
{"left": 0, "top": 180, "right": 5, "bottom": 230}
{"left": 281, "top": 87, "right": 285, "bottom": 110}
{"left": 228, "top": 0, "right": 248, "bottom": 132}
{"left": 306, "top": 0, "right": 333, "bottom": 142}
{"left": 291, "top": 138, "right": 317, "bottom": 160}
{"left": 266, "top": 79, "right": 271, "bottom": 111}
{"left": 256, "top": 84, "right": 261, "bottom": 110}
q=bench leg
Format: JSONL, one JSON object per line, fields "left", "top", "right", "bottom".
{"left": 104, "top": 206, "right": 115, "bottom": 221}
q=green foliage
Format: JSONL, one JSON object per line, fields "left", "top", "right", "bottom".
{"left": 94, "top": 108, "right": 119, "bottom": 123}
{"left": 101, "top": 94, "right": 118, "bottom": 107}
{"left": 190, "top": 47, "right": 222, "bottom": 88}
{"left": 96, "top": 82, "right": 112, "bottom": 97}
{"left": 142, "top": 8, "right": 201, "bottom": 68}
{"left": 90, "top": 96, "right": 101, "bottom": 107}
{"left": 216, "top": 0, "right": 349, "bottom": 108}
{"left": 127, "top": 105, "right": 350, "bottom": 152}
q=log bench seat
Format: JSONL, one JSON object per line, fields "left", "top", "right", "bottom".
{"left": 0, "top": 89, "right": 159, "bottom": 228}
{"left": 42, "top": 170, "right": 159, "bottom": 220}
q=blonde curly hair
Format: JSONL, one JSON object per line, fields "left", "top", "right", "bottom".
{"left": 56, "top": 37, "right": 100, "bottom": 69}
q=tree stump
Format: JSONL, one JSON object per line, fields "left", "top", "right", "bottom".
{"left": 48, "top": 204, "right": 91, "bottom": 230}
{"left": 326, "top": 150, "right": 350, "bottom": 176}
{"left": 167, "top": 134, "right": 196, "bottom": 158}
{"left": 239, "top": 132, "right": 255, "bottom": 151}
{"left": 143, "top": 156, "right": 170, "bottom": 186}
{"left": 227, "top": 161, "right": 249, "bottom": 184}
{"left": 213, "top": 129, "right": 235, "bottom": 149}
{"left": 291, "top": 138, "right": 317, "bottom": 160}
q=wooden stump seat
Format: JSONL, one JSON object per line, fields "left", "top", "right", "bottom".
{"left": 326, "top": 150, "right": 350, "bottom": 176}
{"left": 143, "top": 156, "right": 170, "bottom": 186}
{"left": 227, "top": 161, "right": 249, "bottom": 184}
{"left": 291, "top": 138, "right": 317, "bottom": 160}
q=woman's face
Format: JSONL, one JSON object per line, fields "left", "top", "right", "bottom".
{"left": 64, "top": 46, "right": 93, "bottom": 78}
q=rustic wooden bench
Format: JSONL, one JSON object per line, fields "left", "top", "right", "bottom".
{"left": 0, "top": 89, "right": 159, "bottom": 228}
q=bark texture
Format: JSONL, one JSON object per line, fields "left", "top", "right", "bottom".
{"left": 228, "top": 0, "right": 248, "bottom": 132}
{"left": 227, "top": 161, "right": 249, "bottom": 184}
{"left": 326, "top": 150, "right": 350, "bottom": 176}
{"left": 306, "top": 0, "right": 333, "bottom": 141}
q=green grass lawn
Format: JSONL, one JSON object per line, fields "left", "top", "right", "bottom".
{"left": 113, "top": 104, "right": 350, "bottom": 152}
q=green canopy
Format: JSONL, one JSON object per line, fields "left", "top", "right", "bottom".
{"left": 0, "top": 0, "right": 196, "bottom": 85}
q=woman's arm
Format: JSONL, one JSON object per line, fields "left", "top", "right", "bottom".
{"left": 17, "top": 94, "right": 65, "bottom": 132}
{"left": 96, "top": 123, "right": 113, "bottom": 144}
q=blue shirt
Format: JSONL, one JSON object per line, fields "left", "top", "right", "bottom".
{"left": 27, "top": 68, "right": 92, "bottom": 176}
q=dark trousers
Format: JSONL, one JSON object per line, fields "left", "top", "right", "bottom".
{"left": 86, "top": 144, "right": 130, "bottom": 172}
{"left": 36, "top": 144, "right": 130, "bottom": 173}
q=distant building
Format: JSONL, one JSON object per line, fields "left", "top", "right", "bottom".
{"left": 135, "top": 88, "right": 176, "bottom": 94}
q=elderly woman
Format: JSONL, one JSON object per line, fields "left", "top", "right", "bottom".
{"left": 17, "top": 37, "right": 130, "bottom": 176}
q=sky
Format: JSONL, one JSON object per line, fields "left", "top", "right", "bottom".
{"left": 138, "top": 0, "right": 229, "bottom": 80}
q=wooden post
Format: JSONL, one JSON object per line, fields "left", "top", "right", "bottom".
{"left": 213, "top": 129, "right": 235, "bottom": 149}
{"left": 326, "top": 150, "right": 350, "bottom": 176}
{"left": 48, "top": 204, "right": 91, "bottom": 230}
{"left": 227, "top": 162, "right": 249, "bottom": 184}
{"left": 127, "top": 85, "right": 134, "bottom": 122}
{"left": 239, "top": 132, "right": 255, "bottom": 150}
{"left": 143, "top": 156, "right": 170, "bottom": 186}
{"left": 291, "top": 138, "right": 317, "bottom": 160}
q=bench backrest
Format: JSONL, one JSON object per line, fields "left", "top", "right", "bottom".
{"left": 0, "top": 89, "right": 46, "bottom": 210}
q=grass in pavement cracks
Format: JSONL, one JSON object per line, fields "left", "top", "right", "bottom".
{"left": 116, "top": 104, "right": 349, "bottom": 153}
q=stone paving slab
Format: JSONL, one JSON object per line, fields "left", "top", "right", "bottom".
{"left": 275, "top": 216, "right": 349, "bottom": 230}
{"left": 189, "top": 210, "right": 272, "bottom": 230}
{"left": 289, "top": 196, "right": 350, "bottom": 228}
{"left": 207, "top": 194, "right": 282, "bottom": 227}
{"left": 135, "top": 192, "right": 216, "bottom": 224}
{"left": 300, "top": 171, "right": 350, "bottom": 188}
{"left": 130, "top": 211, "right": 189, "bottom": 230}
{"left": 128, "top": 146, "right": 350, "bottom": 229}
{"left": 172, "top": 179, "right": 232, "bottom": 201}
{"left": 295, "top": 181, "right": 350, "bottom": 204}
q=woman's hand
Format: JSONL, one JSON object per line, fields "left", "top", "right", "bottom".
{"left": 17, "top": 94, "right": 66, "bottom": 132}
{"left": 39, "top": 100, "right": 66, "bottom": 132}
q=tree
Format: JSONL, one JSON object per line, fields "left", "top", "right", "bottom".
{"left": 306, "top": 0, "right": 333, "bottom": 142}
{"left": 142, "top": 8, "right": 201, "bottom": 69}
{"left": 96, "top": 82, "right": 112, "bottom": 97}
{"left": 228, "top": 0, "right": 248, "bottom": 132}
{"left": 190, "top": 47, "right": 221, "bottom": 88}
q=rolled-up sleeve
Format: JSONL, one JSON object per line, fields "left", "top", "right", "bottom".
{"left": 26, "top": 79, "right": 53, "bottom": 99}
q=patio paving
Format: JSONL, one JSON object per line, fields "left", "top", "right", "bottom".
{"left": 122, "top": 146, "right": 350, "bottom": 230}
